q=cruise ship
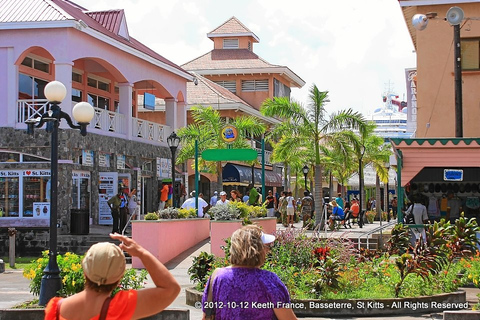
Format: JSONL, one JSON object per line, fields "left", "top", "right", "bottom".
{"left": 366, "top": 93, "right": 412, "bottom": 139}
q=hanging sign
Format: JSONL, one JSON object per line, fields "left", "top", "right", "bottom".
{"left": 444, "top": 169, "right": 463, "bottom": 181}
{"left": 99, "top": 153, "right": 110, "bottom": 167}
{"left": 220, "top": 125, "right": 238, "bottom": 143}
{"left": 82, "top": 150, "right": 94, "bottom": 166}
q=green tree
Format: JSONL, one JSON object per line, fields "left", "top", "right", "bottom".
{"left": 176, "top": 106, "right": 266, "bottom": 188}
{"left": 261, "top": 84, "right": 367, "bottom": 227}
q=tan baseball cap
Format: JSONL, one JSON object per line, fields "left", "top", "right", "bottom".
{"left": 82, "top": 242, "right": 125, "bottom": 286}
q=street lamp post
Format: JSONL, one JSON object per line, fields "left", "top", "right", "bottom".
{"left": 25, "top": 81, "right": 94, "bottom": 306}
{"left": 167, "top": 132, "right": 180, "bottom": 207}
{"left": 302, "top": 165, "right": 309, "bottom": 191}
{"left": 358, "top": 145, "right": 366, "bottom": 228}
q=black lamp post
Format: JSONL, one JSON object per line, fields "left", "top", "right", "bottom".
{"left": 302, "top": 165, "right": 309, "bottom": 191}
{"left": 25, "top": 81, "right": 94, "bottom": 306}
{"left": 167, "top": 132, "right": 180, "bottom": 207}
{"left": 358, "top": 145, "right": 366, "bottom": 228}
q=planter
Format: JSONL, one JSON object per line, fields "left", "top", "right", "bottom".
{"left": 210, "top": 220, "right": 243, "bottom": 257}
{"left": 132, "top": 218, "right": 210, "bottom": 268}
{"left": 250, "top": 217, "right": 277, "bottom": 234}
{"left": 185, "top": 287, "right": 467, "bottom": 317}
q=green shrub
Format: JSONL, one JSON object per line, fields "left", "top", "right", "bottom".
{"left": 187, "top": 251, "right": 216, "bottom": 291}
{"left": 144, "top": 212, "right": 159, "bottom": 220}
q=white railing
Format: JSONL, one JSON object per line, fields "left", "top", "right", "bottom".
{"left": 17, "top": 100, "right": 170, "bottom": 145}
{"left": 17, "top": 99, "right": 49, "bottom": 123}
{"left": 133, "top": 118, "right": 167, "bottom": 143}
{"left": 256, "top": 148, "right": 272, "bottom": 166}
{"left": 89, "top": 107, "right": 125, "bottom": 134}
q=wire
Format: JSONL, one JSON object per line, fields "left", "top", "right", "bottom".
{"left": 423, "top": 38, "right": 454, "bottom": 137}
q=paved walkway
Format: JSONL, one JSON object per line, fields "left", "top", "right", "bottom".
{"left": 1, "top": 220, "right": 479, "bottom": 319}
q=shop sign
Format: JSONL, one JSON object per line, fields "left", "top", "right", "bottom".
{"left": 82, "top": 150, "right": 94, "bottom": 166}
{"left": 33, "top": 202, "right": 50, "bottom": 219}
{"left": 220, "top": 125, "right": 238, "bottom": 143}
{"left": 444, "top": 169, "right": 463, "bottom": 181}
{"left": 0, "top": 171, "right": 20, "bottom": 177}
{"left": 72, "top": 171, "right": 91, "bottom": 178}
{"left": 23, "top": 170, "right": 50, "bottom": 176}
{"left": 117, "top": 155, "right": 125, "bottom": 170}
{"left": 156, "top": 157, "right": 170, "bottom": 178}
{"left": 99, "top": 172, "right": 118, "bottom": 225}
{"left": 99, "top": 153, "right": 110, "bottom": 167}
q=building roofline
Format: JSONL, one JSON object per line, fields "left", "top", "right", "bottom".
{"left": 192, "top": 67, "right": 305, "bottom": 88}
{"left": 398, "top": 0, "right": 476, "bottom": 7}
{"left": 207, "top": 32, "right": 260, "bottom": 43}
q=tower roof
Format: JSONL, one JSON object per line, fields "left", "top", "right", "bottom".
{"left": 207, "top": 16, "right": 259, "bottom": 43}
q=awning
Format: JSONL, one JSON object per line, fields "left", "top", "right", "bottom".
{"left": 347, "top": 164, "right": 397, "bottom": 188}
{"left": 391, "top": 138, "right": 480, "bottom": 186}
{"left": 222, "top": 163, "right": 282, "bottom": 187}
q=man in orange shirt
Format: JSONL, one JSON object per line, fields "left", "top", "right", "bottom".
{"left": 158, "top": 184, "right": 169, "bottom": 210}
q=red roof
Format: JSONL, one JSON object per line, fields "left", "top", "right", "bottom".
{"left": 1, "top": 0, "right": 190, "bottom": 78}
{"left": 182, "top": 49, "right": 278, "bottom": 71}
{"left": 85, "top": 9, "right": 126, "bottom": 37}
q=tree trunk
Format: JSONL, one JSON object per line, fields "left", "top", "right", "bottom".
{"left": 314, "top": 163, "right": 324, "bottom": 228}
{"left": 376, "top": 174, "right": 381, "bottom": 218}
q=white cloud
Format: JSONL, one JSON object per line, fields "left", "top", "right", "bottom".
{"left": 74, "top": 0, "right": 416, "bottom": 115}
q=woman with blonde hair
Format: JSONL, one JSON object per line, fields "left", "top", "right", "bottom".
{"left": 202, "top": 225, "right": 297, "bottom": 320}
{"left": 45, "top": 233, "right": 180, "bottom": 320}
{"left": 230, "top": 189, "right": 241, "bottom": 202}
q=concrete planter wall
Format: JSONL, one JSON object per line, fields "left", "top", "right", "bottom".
{"left": 132, "top": 218, "right": 210, "bottom": 268}
{"left": 186, "top": 287, "right": 467, "bottom": 317}
{"left": 250, "top": 217, "right": 277, "bottom": 234}
{"left": 210, "top": 220, "right": 242, "bottom": 257}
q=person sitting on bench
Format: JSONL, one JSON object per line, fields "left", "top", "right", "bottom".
{"left": 328, "top": 200, "right": 346, "bottom": 229}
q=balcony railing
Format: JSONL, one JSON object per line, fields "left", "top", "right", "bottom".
{"left": 89, "top": 107, "right": 125, "bottom": 134}
{"left": 256, "top": 148, "right": 272, "bottom": 166}
{"left": 17, "top": 100, "right": 170, "bottom": 145}
{"left": 17, "top": 99, "right": 49, "bottom": 123}
{"left": 133, "top": 118, "right": 166, "bottom": 143}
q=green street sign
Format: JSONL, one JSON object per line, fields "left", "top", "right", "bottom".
{"left": 202, "top": 148, "right": 258, "bottom": 161}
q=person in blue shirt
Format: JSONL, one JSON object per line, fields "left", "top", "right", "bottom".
{"left": 328, "top": 200, "right": 345, "bottom": 229}
{"left": 335, "top": 193, "right": 344, "bottom": 209}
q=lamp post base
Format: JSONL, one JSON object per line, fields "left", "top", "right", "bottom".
{"left": 39, "top": 272, "right": 62, "bottom": 306}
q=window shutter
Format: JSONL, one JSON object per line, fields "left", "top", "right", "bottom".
{"left": 223, "top": 39, "right": 239, "bottom": 49}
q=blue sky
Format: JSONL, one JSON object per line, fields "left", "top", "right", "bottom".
{"left": 74, "top": 0, "right": 417, "bottom": 115}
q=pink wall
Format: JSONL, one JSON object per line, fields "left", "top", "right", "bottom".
{"left": 210, "top": 220, "right": 243, "bottom": 257}
{"left": 132, "top": 219, "right": 210, "bottom": 268}
{"left": 251, "top": 217, "right": 277, "bottom": 235}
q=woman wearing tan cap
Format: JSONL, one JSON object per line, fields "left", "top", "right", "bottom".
{"left": 44, "top": 233, "right": 180, "bottom": 320}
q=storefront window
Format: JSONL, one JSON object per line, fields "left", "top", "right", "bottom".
{"left": 88, "top": 93, "right": 110, "bottom": 110}
{"left": 23, "top": 176, "right": 50, "bottom": 217}
{"left": 0, "top": 177, "right": 20, "bottom": 217}
{"left": 72, "top": 174, "right": 90, "bottom": 210}
{"left": 72, "top": 88, "right": 83, "bottom": 103}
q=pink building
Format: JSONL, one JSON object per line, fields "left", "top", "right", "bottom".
{"left": 0, "top": 0, "right": 192, "bottom": 251}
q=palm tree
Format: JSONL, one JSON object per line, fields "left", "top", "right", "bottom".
{"left": 346, "top": 123, "right": 391, "bottom": 224}
{"left": 177, "top": 106, "right": 266, "bottom": 189}
{"left": 261, "top": 84, "right": 367, "bottom": 227}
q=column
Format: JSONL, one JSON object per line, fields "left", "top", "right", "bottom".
{"left": 176, "top": 101, "right": 187, "bottom": 128}
{"left": 165, "top": 98, "right": 178, "bottom": 131}
{"left": 118, "top": 82, "right": 133, "bottom": 138}
{"left": 54, "top": 61, "right": 73, "bottom": 129}
{"left": 0, "top": 47, "right": 17, "bottom": 127}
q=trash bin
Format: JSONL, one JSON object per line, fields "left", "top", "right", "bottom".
{"left": 71, "top": 209, "right": 89, "bottom": 235}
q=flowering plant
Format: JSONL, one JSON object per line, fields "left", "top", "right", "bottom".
{"left": 365, "top": 211, "right": 376, "bottom": 223}
{"left": 23, "top": 250, "right": 148, "bottom": 297}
